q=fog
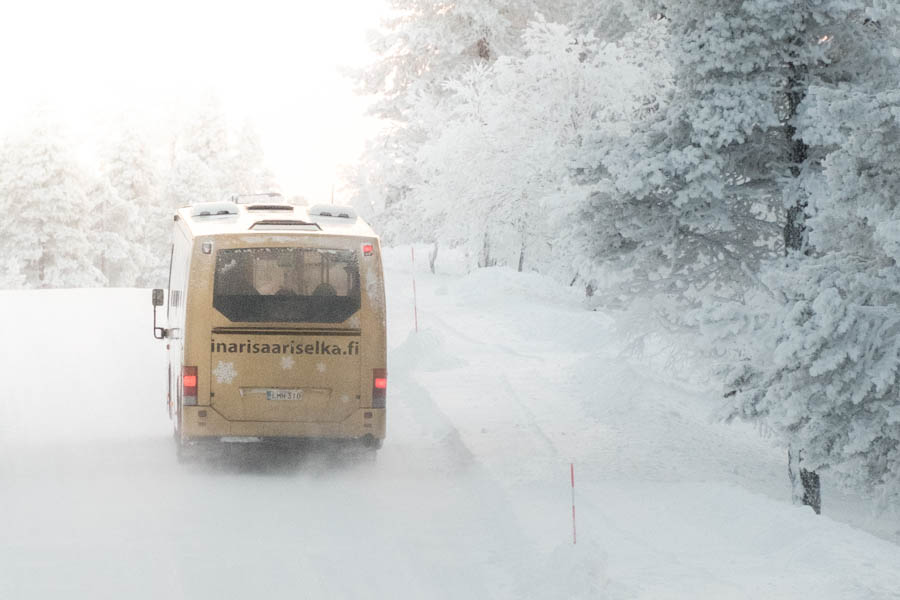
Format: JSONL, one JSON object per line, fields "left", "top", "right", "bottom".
{"left": 0, "top": 0, "right": 384, "bottom": 200}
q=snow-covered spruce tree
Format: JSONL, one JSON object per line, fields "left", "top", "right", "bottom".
{"left": 180, "top": 98, "right": 231, "bottom": 189}
{"left": 568, "top": 0, "right": 653, "bottom": 42}
{"left": 0, "top": 121, "right": 104, "bottom": 288}
{"left": 0, "top": 256, "right": 26, "bottom": 288}
{"left": 581, "top": 3, "right": 797, "bottom": 320}
{"left": 164, "top": 98, "right": 232, "bottom": 209}
{"left": 723, "top": 7, "right": 900, "bottom": 506}
{"left": 100, "top": 127, "right": 162, "bottom": 287}
{"left": 83, "top": 178, "right": 141, "bottom": 288}
{"left": 225, "top": 120, "right": 278, "bottom": 196}
{"left": 0, "top": 139, "right": 33, "bottom": 288}
{"left": 165, "top": 150, "right": 220, "bottom": 208}
{"left": 166, "top": 103, "right": 277, "bottom": 207}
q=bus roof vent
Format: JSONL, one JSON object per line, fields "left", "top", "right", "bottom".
{"left": 191, "top": 201, "right": 239, "bottom": 217}
{"left": 229, "top": 192, "right": 287, "bottom": 205}
{"left": 308, "top": 204, "right": 357, "bottom": 220}
{"left": 246, "top": 204, "right": 295, "bottom": 212}
{"left": 249, "top": 219, "right": 322, "bottom": 231}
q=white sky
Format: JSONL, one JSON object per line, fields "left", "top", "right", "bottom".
{"left": 0, "top": 0, "right": 387, "bottom": 202}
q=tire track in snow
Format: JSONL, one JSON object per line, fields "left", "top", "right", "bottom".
{"left": 496, "top": 371, "right": 560, "bottom": 458}
{"left": 387, "top": 328, "right": 573, "bottom": 597}
{"left": 423, "top": 309, "right": 548, "bottom": 361}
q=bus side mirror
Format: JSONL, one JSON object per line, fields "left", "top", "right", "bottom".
{"left": 152, "top": 289, "right": 167, "bottom": 339}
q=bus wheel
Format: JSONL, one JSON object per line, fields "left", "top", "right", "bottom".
{"left": 174, "top": 431, "right": 192, "bottom": 464}
{"left": 362, "top": 434, "right": 382, "bottom": 450}
{"left": 360, "top": 435, "right": 381, "bottom": 463}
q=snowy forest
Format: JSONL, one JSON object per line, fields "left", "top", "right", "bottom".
{"left": 2, "top": 0, "right": 900, "bottom": 511}
{"left": 0, "top": 100, "right": 277, "bottom": 289}
{"left": 346, "top": 0, "right": 900, "bottom": 509}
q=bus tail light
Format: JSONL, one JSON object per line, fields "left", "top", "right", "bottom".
{"left": 372, "top": 369, "right": 387, "bottom": 408}
{"left": 183, "top": 366, "right": 198, "bottom": 406}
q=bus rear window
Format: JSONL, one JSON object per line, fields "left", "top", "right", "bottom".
{"left": 213, "top": 247, "right": 361, "bottom": 323}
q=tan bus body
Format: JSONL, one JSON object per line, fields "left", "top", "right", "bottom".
{"left": 154, "top": 200, "right": 386, "bottom": 454}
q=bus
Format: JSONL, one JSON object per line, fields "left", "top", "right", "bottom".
{"left": 151, "top": 195, "right": 387, "bottom": 459}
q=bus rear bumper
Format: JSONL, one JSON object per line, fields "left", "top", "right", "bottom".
{"left": 180, "top": 405, "right": 386, "bottom": 442}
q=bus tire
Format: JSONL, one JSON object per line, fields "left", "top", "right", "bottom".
{"left": 362, "top": 434, "right": 382, "bottom": 450}
{"left": 360, "top": 435, "right": 381, "bottom": 464}
{"left": 174, "top": 430, "right": 192, "bottom": 464}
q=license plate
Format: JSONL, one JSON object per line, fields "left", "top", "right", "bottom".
{"left": 266, "top": 389, "right": 303, "bottom": 401}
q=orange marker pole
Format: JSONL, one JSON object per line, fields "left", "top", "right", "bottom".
{"left": 571, "top": 463, "right": 577, "bottom": 545}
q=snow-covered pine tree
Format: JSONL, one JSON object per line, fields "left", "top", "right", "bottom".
{"left": 163, "top": 98, "right": 233, "bottom": 211}
{"left": 724, "top": 5, "right": 900, "bottom": 506}
{"left": 0, "top": 138, "right": 34, "bottom": 289}
{"left": 225, "top": 120, "right": 278, "bottom": 196}
{"left": 167, "top": 103, "right": 277, "bottom": 206}
{"left": 83, "top": 178, "right": 140, "bottom": 288}
{"left": 100, "top": 127, "right": 161, "bottom": 287}
{"left": 0, "top": 256, "right": 26, "bottom": 289}
{"left": 0, "top": 120, "right": 104, "bottom": 288}
{"left": 181, "top": 98, "right": 231, "bottom": 188}
{"left": 164, "top": 151, "right": 218, "bottom": 206}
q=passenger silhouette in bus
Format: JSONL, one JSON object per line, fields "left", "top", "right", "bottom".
{"left": 313, "top": 282, "right": 337, "bottom": 296}
{"left": 218, "top": 258, "right": 259, "bottom": 296}
{"left": 271, "top": 266, "right": 300, "bottom": 296}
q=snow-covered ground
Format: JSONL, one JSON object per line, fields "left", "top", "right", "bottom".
{"left": 2, "top": 247, "right": 900, "bottom": 599}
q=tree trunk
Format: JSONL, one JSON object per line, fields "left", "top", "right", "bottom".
{"left": 516, "top": 201, "right": 529, "bottom": 273}
{"left": 788, "top": 446, "right": 821, "bottom": 514}
{"left": 517, "top": 219, "right": 526, "bottom": 273}
{"left": 800, "top": 468, "right": 821, "bottom": 514}
{"left": 428, "top": 241, "right": 439, "bottom": 275}
{"left": 478, "top": 230, "right": 492, "bottom": 268}
{"left": 783, "top": 48, "right": 820, "bottom": 514}
{"left": 784, "top": 204, "right": 806, "bottom": 254}
{"left": 788, "top": 446, "right": 801, "bottom": 504}
{"left": 476, "top": 37, "right": 491, "bottom": 61}
{"left": 38, "top": 255, "right": 46, "bottom": 288}
{"left": 783, "top": 57, "right": 809, "bottom": 256}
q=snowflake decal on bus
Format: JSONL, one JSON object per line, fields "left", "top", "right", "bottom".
{"left": 213, "top": 361, "right": 238, "bottom": 384}
{"left": 281, "top": 356, "right": 295, "bottom": 370}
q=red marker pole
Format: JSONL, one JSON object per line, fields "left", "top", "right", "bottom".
{"left": 411, "top": 247, "right": 419, "bottom": 333}
{"left": 571, "top": 463, "right": 577, "bottom": 545}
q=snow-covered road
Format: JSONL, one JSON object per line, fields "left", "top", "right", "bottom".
{"left": 2, "top": 247, "right": 900, "bottom": 599}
